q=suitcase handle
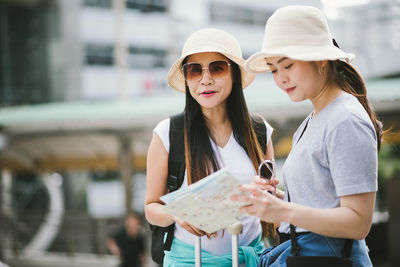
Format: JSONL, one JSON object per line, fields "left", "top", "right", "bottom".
{"left": 194, "top": 222, "right": 243, "bottom": 267}
{"left": 228, "top": 222, "right": 243, "bottom": 267}
{"left": 195, "top": 236, "right": 202, "bottom": 267}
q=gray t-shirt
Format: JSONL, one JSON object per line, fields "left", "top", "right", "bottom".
{"left": 279, "top": 93, "right": 378, "bottom": 233}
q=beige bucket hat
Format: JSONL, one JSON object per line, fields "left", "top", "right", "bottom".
{"left": 246, "top": 5, "right": 355, "bottom": 73}
{"left": 167, "top": 28, "right": 255, "bottom": 92}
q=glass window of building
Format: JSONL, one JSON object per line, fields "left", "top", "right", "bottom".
{"left": 86, "top": 44, "right": 114, "bottom": 65}
{"left": 210, "top": 3, "right": 272, "bottom": 26}
{"left": 128, "top": 46, "right": 167, "bottom": 69}
{"left": 126, "top": 0, "right": 167, "bottom": 12}
{"left": 83, "top": 0, "right": 112, "bottom": 8}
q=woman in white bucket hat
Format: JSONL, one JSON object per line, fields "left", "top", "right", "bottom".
{"left": 145, "top": 28, "right": 276, "bottom": 266}
{"left": 232, "top": 5, "right": 383, "bottom": 266}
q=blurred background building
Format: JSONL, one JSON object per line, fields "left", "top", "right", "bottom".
{"left": 0, "top": 0, "right": 399, "bottom": 266}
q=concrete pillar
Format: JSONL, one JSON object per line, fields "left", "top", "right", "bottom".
{"left": 118, "top": 135, "right": 133, "bottom": 215}
{"left": 113, "top": 0, "right": 128, "bottom": 100}
{"left": 0, "top": 169, "right": 12, "bottom": 258}
{"left": 0, "top": 169, "right": 5, "bottom": 259}
{"left": 57, "top": 0, "right": 82, "bottom": 101}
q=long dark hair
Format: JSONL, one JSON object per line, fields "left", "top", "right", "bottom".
{"left": 326, "top": 60, "right": 383, "bottom": 151}
{"left": 182, "top": 57, "right": 275, "bottom": 238}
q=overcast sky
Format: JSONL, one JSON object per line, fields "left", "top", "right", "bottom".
{"left": 322, "top": 0, "right": 370, "bottom": 19}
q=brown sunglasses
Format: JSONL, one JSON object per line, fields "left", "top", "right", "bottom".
{"left": 181, "top": 60, "right": 231, "bottom": 82}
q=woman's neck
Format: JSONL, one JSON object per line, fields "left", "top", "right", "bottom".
{"left": 310, "top": 85, "right": 343, "bottom": 118}
{"left": 202, "top": 107, "right": 232, "bottom": 147}
{"left": 202, "top": 105, "right": 228, "bottom": 125}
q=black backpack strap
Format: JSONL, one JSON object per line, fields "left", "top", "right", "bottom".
{"left": 251, "top": 115, "right": 267, "bottom": 153}
{"left": 341, "top": 239, "right": 354, "bottom": 258}
{"left": 163, "top": 112, "right": 186, "bottom": 252}
{"left": 162, "top": 224, "right": 175, "bottom": 252}
{"left": 168, "top": 112, "right": 186, "bottom": 191}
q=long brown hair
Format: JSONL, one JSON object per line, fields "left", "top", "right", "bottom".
{"left": 326, "top": 60, "right": 383, "bottom": 151}
{"left": 183, "top": 58, "right": 275, "bottom": 238}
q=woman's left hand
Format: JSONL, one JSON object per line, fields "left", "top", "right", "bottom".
{"left": 253, "top": 176, "right": 279, "bottom": 194}
{"left": 231, "top": 184, "right": 287, "bottom": 224}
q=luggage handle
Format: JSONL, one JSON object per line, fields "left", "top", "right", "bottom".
{"left": 195, "top": 236, "right": 202, "bottom": 267}
{"left": 228, "top": 222, "right": 243, "bottom": 267}
{"left": 194, "top": 222, "right": 243, "bottom": 267}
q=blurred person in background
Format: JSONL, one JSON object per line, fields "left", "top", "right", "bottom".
{"left": 108, "top": 211, "right": 146, "bottom": 267}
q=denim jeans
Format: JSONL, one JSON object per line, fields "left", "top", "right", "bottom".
{"left": 258, "top": 232, "right": 372, "bottom": 267}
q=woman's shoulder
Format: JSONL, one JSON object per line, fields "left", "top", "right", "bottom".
{"left": 154, "top": 117, "right": 171, "bottom": 134}
{"left": 153, "top": 118, "right": 171, "bottom": 152}
{"left": 250, "top": 114, "right": 273, "bottom": 128}
{"left": 250, "top": 114, "right": 274, "bottom": 135}
{"left": 322, "top": 93, "right": 372, "bottom": 127}
{"left": 323, "top": 94, "right": 376, "bottom": 139}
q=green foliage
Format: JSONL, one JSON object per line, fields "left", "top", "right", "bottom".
{"left": 377, "top": 143, "right": 400, "bottom": 210}
{"left": 378, "top": 143, "right": 400, "bottom": 180}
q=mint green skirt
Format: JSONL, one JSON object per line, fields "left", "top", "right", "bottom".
{"left": 163, "top": 234, "right": 265, "bottom": 267}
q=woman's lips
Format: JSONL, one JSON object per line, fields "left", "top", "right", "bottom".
{"left": 201, "top": 90, "right": 216, "bottom": 97}
{"left": 285, "top": 86, "right": 295, "bottom": 94}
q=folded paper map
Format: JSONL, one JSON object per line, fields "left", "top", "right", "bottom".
{"left": 160, "top": 169, "right": 250, "bottom": 233}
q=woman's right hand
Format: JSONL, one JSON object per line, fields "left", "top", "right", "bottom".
{"left": 174, "top": 217, "right": 215, "bottom": 238}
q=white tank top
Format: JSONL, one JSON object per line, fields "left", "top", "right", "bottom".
{"left": 153, "top": 118, "right": 273, "bottom": 256}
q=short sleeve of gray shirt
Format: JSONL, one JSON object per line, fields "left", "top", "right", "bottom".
{"left": 279, "top": 93, "right": 378, "bottom": 233}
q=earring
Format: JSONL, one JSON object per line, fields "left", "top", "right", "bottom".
{"left": 318, "top": 66, "right": 324, "bottom": 75}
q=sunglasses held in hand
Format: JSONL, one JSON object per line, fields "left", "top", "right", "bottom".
{"left": 182, "top": 60, "right": 231, "bottom": 82}
{"left": 258, "top": 159, "right": 276, "bottom": 195}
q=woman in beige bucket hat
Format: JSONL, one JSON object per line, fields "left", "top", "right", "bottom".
{"left": 145, "top": 28, "right": 276, "bottom": 266}
{"left": 232, "top": 5, "right": 383, "bottom": 266}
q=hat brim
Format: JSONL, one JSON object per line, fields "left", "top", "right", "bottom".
{"left": 246, "top": 45, "right": 355, "bottom": 73}
{"left": 167, "top": 48, "right": 255, "bottom": 92}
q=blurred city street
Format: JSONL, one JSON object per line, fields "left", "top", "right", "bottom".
{"left": 1, "top": 0, "right": 399, "bottom": 266}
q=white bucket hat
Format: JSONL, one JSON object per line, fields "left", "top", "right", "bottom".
{"left": 246, "top": 5, "right": 355, "bottom": 73}
{"left": 167, "top": 28, "right": 255, "bottom": 92}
